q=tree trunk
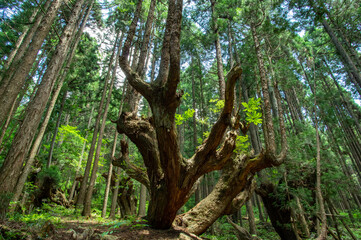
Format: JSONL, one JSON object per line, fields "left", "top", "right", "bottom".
{"left": 210, "top": 0, "right": 225, "bottom": 100}
{"left": 82, "top": 35, "right": 121, "bottom": 217}
{"left": 76, "top": 32, "right": 119, "bottom": 206}
{"left": 245, "top": 200, "right": 256, "bottom": 235}
{"left": 254, "top": 193, "right": 264, "bottom": 223}
{"left": 295, "top": 196, "right": 310, "bottom": 238}
{"left": 102, "top": 129, "right": 119, "bottom": 217}
{"left": 0, "top": 0, "right": 61, "bottom": 127}
{"left": 117, "top": 0, "right": 286, "bottom": 233}
{"left": 138, "top": 184, "right": 147, "bottom": 217}
{"left": 314, "top": 88, "right": 327, "bottom": 239}
{"left": 319, "top": 16, "right": 361, "bottom": 90}
{"left": 3, "top": 7, "right": 39, "bottom": 69}
{"left": 0, "top": 0, "right": 85, "bottom": 217}
{"left": 47, "top": 92, "right": 66, "bottom": 168}
{"left": 109, "top": 166, "right": 121, "bottom": 219}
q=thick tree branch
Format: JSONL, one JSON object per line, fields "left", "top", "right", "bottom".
{"left": 116, "top": 112, "right": 163, "bottom": 183}
{"left": 153, "top": 0, "right": 174, "bottom": 85}
{"left": 223, "top": 180, "right": 256, "bottom": 215}
{"left": 191, "top": 64, "right": 242, "bottom": 167}
{"left": 120, "top": 0, "right": 142, "bottom": 61}
{"left": 112, "top": 140, "right": 150, "bottom": 190}
{"left": 136, "top": 0, "right": 157, "bottom": 76}
{"left": 177, "top": 150, "right": 271, "bottom": 235}
{"left": 165, "top": 0, "right": 183, "bottom": 100}
{"left": 118, "top": 61, "right": 153, "bottom": 101}
{"left": 119, "top": 0, "right": 153, "bottom": 102}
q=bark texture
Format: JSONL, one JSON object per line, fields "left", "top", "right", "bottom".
{"left": 0, "top": 0, "right": 62, "bottom": 127}
{"left": 116, "top": 0, "right": 287, "bottom": 233}
{"left": 0, "top": 0, "right": 85, "bottom": 216}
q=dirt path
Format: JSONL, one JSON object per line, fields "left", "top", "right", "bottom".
{"left": 1, "top": 217, "right": 204, "bottom": 240}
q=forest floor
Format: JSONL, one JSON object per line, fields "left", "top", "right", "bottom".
{"left": 0, "top": 214, "right": 204, "bottom": 240}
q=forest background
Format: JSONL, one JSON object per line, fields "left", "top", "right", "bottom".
{"left": 0, "top": 0, "right": 361, "bottom": 239}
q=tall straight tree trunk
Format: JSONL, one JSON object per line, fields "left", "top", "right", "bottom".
{"left": 76, "top": 33, "right": 119, "bottom": 206}
{"left": 254, "top": 193, "right": 264, "bottom": 222}
{"left": 12, "top": 88, "right": 67, "bottom": 203}
{"left": 210, "top": 0, "right": 225, "bottom": 100}
{"left": 0, "top": 0, "right": 85, "bottom": 217}
{"left": 246, "top": 200, "right": 257, "bottom": 235}
{"left": 68, "top": 106, "right": 94, "bottom": 203}
{"left": 138, "top": 184, "right": 147, "bottom": 217}
{"left": 109, "top": 166, "right": 121, "bottom": 219}
{"left": 191, "top": 67, "right": 201, "bottom": 204}
{"left": 317, "top": 16, "right": 361, "bottom": 89}
{"left": 295, "top": 196, "right": 310, "bottom": 238}
{"left": 0, "top": 49, "right": 46, "bottom": 149}
{"left": 3, "top": 6, "right": 40, "bottom": 70}
{"left": 314, "top": 82, "right": 327, "bottom": 240}
{"left": 82, "top": 36, "right": 121, "bottom": 217}
{"left": 107, "top": 66, "right": 128, "bottom": 219}
{"left": 47, "top": 94, "right": 65, "bottom": 168}
{"left": 101, "top": 129, "right": 118, "bottom": 217}
{"left": 0, "top": 0, "right": 61, "bottom": 127}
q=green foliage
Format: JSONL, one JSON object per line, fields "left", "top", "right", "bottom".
{"left": 241, "top": 98, "right": 262, "bottom": 125}
{"left": 232, "top": 98, "right": 262, "bottom": 154}
{"left": 9, "top": 203, "right": 67, "bottom": 227}
{"left": 101, "top": 217, "right": 149, "bottom": 236}
{"left": 209, "top": 99, "right": 225, "bottom": 113}
{"left": 234, "top": 135, "right": 250, "bottom": 154}
{"left": 175, "top": 108, "right": 195, "bottom": 125}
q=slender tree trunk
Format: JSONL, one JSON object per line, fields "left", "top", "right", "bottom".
{"left": 3, "top": 7, "right": 39, "bottom": 69}
{"left": 82, "top": 36, "right": 121, "bottom": 217}
{"left": 101, "top": 162, "right": 113, "bottom": 218}
{"left": 210, "top": 0, "right": 225, "bottom": 100}
{"left": 0, "top": 0, "right": 85, "bottom": 217}
{"left": 138, "top": 184, "right": 147, "bottom": 217}
{"left": 254, "top": 193, "right": 264, "bottom": 222}
{"left": 0, "top": 0, "right": 61, "bottom": 127}
{"left": 68, "top": 106, "right": 94, "bottom": 203}
{"left": 76, "top": 32, "right": 119, "bottom": 206}
{"left": 47, "top": 94, "right": 65, "bottom": 168}
{"left": 109, "top": 166, "right": 121, "bottom": 219}
{"left": 246, "top": 200, "right": 256, "bottom": 235}
{"left": 295, "top": 196, "right": 310, "bottom": 238}
{"left": 193, "top": 68, "right": 201, "bottom": 205}
{"left": 314, "top": 89, "right": 327, "bottom": 240}
{"left": 102, "top": 129, "right": 118, "bottom": 217}
{"left": 318, "top": 16, "right": 361, "bottom": 90}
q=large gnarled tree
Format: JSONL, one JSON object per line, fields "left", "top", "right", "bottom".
{"left": 115, "top": 0, "right": 287, "bottom": 234}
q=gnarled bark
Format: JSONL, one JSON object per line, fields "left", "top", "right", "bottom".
{"left": 116, "top": 0, "right": 287, "bottom": 233}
